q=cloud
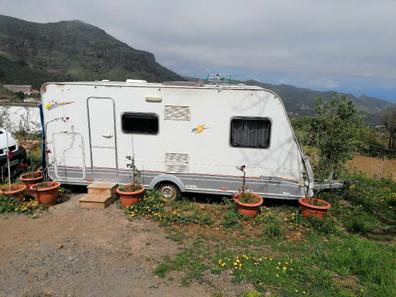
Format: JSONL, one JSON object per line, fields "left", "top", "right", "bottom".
{"left": 1, "top": 0, "right": 396, "bottom": 100}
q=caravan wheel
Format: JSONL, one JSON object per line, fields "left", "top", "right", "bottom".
{"left": 156, "top": 182, "right": 181, "bottom": 201}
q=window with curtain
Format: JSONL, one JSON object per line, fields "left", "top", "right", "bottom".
{"left": 230, "top": 117, "right": 271, "bottom": 148}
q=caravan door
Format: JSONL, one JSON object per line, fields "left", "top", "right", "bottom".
{"left": 87, "top": 97, "right": 119, "bottom": 182}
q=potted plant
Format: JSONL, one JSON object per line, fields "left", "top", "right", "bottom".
{"left": 116, "top": 155, "right": 145, "bottom": 207}
{"left": 30, "top": 181, "right": 61, "bottom": 206}
{"left": 19, "top": 170, "right": 43, "bottom": 189}
{"left": 233, "top": 165, "right": 264, "bottom": 217}
{"left": 298, "top": 197, "right": 331, "bottom": 219}
{"left": 0, "top": 183, "right": 27, "bottom": 201}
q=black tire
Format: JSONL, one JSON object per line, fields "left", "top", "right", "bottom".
{"left": 156, "top": 182, "right": 181, "bottom": 201}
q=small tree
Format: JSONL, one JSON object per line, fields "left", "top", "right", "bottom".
{"left": 382, "top": 108, "right": 396, "bottom": 151}
{"left": 310, "top": 93, "right": 361, "bottom": 179}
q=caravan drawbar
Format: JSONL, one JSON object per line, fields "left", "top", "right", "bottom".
{"left": 41, "top": 79, "right": 315, "bottom": 200}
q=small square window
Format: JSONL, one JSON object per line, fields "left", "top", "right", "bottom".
{"left": 230, "top": 117, "right": 271, "bottom": 148}
{"left": 122, "top": 112, "right": 159, "bottom": 134}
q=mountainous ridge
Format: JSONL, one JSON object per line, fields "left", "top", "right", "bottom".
{"left": 0, "top": 15, "right": 182, "bottom": 87}
{"left": 244, "top": 80, "right": 394, "bottom": 117}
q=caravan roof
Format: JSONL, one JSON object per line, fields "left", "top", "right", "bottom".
{"left": 41, "top": 79, "right": 266, "bottom": 92}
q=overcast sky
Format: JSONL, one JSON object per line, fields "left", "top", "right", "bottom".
{"left": 1, "top": 0, "right": 396, "bottom": 101}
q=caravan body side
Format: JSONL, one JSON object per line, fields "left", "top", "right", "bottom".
{"left": 41, "top": 81, "right": 313, "bottom": 199}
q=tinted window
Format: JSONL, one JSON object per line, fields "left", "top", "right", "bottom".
{"left": 230, "top": 117, "right": 271, "bottom": 148}
{"left": 122, "top": 113, "right": 159, "bottom": 134}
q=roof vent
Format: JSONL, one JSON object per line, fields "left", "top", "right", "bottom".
{"left": 162, "top": 81, "right": 204, "bottom": 87}
{"left": 126, "top": 79, "right": 147, "bottom": 83}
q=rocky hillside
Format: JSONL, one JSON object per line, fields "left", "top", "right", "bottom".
{"left": 0, "top": 15, "right": 182, "bottom": 88}
{"left": 245, "top": 80, "right": 394, "bottom": 123}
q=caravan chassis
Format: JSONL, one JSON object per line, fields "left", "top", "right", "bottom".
{"left": 48, "top": 166, "right": 309, "bottom": 200}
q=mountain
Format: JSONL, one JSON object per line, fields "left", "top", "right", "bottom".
{"left": 244, "top": 80, "right": 394, "bottom": 124}
{"left": 0, "top": 15, "right": 182, "bottom": 88}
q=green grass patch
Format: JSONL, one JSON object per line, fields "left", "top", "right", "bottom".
{"left": 316, "top": 236, "right": 396, "bottom": 296}
{"left": 155, "top": 244, "right": 209, "bottom": 286}
{"left": 125, "top": 175, "right": 396, "bottom": 296}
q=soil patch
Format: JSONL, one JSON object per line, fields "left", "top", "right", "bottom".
{"left": 0, "top": 194, "right": 212, "bottom": 297}
{"left": 347, "top": 155, "right": 396, "bottom": 181}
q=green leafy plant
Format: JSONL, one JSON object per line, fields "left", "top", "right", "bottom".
{"left": 239, "top": 192, "right": 261, "bottom": 204}
{"left": 0, "top": 194, "right": 46, "bottom": 214}
{"left": 310, "top": 94, "right": 362, "bottom": 179}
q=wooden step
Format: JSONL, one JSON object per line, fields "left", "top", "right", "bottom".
{"left": 87, "top": 182, "right": 117, "bottom": 196}
{"left": 79, "top": 194, "right": 114, "bottom": 209}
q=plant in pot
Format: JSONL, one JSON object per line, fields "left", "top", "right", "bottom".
{"left": 19, "top": 170, "right": 43, "bottom": 189}
{"left": 0, "top": 182, "right": 27, "bottom": 201}
{"left": 30, "top": 180, "right": 61, "bottom": 206}
{"left": 298, "top": 197, "right": 331, "bottom": 220}
{"left": 116, "top": 155, "right": 145, "bottom": 207}
{"left": 232, "top": 165, "right": 264, "bottom": 217}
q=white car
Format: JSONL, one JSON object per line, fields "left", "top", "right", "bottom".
{"left": 0, "top": 129, "right": 26, "bottom": 175}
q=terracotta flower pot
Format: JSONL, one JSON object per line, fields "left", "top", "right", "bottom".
{"left": 0, "top": 184, "right": 27, "bottom": 201}
{"left": 116, "top": 185, "right": 145, "bottom": 207}
{"left": 19, "top": 171, "right": 43, "bottom": 189}
{"left": 233, "top": 192, "right": 264, "bottom": 217}
{"left": 298, "top": 197, "right": 331, "bottom": 220}
{"left": 31, "top": 181, "right": 61, "bottom": 206}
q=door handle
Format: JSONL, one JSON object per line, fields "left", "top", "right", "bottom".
{"left": 102, "top": 133, "right": 113, "bottom": 139}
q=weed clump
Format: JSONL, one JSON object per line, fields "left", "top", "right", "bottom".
{"left": 256, "top": 212, "right": 284, "bottom": 238}
{"left": 221, "top": 201, "right": 242, "bottom": 228}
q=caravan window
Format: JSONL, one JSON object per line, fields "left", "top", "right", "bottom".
{"left": 122, "top": 113, "right": 159, "bottom": 134}
{"left": 230, "top": 117, "right": 271, "bottom": 148}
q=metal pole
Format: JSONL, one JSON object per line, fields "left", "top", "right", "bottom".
{"left": 5, "top": 131, "right": 11, "bottom": 187}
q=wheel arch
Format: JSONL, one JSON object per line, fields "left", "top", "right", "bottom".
{"left": 148, "top": 174, "right": 185, "bottom": 192}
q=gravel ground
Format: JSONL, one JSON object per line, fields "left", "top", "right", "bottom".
{"left": 0, "top": 194, "right": 212, "bottom": 297}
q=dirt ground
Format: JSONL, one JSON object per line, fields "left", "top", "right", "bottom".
{"left": 346, "top": 155, "right": 396, "bottom": 181}
{"left": 0, "top": 194, "right": 215, "bottom": 297}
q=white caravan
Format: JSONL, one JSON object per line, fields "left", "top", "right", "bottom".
{"left": 41, "top": 79, "right": 315, "bottom": 200}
